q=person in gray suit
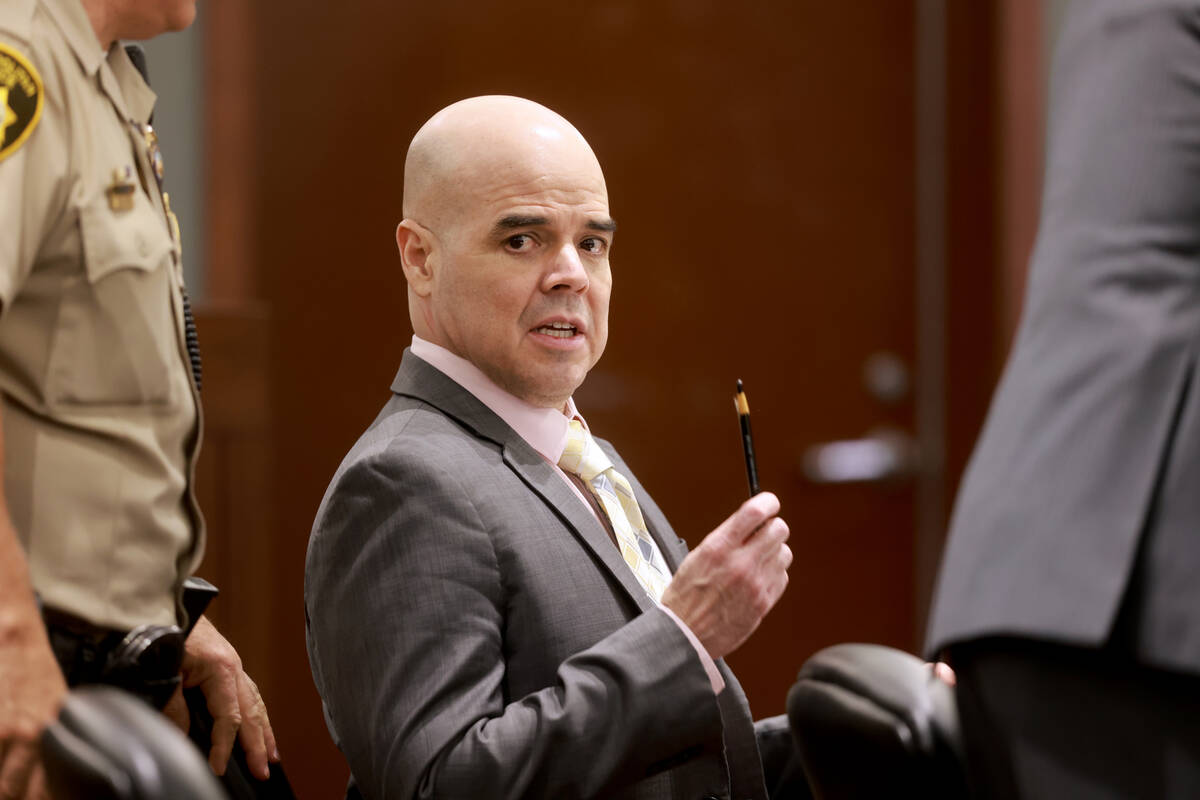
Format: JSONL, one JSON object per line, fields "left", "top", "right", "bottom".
{"left": 305, "top": 95, "right": 798, "bottom": 800}
{"left": 926, "top": 1, "right": 1200, "bottom": 796}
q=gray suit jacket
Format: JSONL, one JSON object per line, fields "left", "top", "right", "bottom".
{"left": 926, "top": 0, "right": 1200, "bottom": 674}
{"left": 306, "top": 351, "right": 767, "bottom": 799}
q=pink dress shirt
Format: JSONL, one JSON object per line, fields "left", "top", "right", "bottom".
{"left": 410, "top": 336, "right": 724, "bottom": 693}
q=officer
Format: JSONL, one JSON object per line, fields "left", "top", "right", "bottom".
{"left": 0, "top": 0, "right": 277, "bottom": 797}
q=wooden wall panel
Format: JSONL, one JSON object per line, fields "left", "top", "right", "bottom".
{"left": 190, "top": 307, "right": 277, "bottom": 706}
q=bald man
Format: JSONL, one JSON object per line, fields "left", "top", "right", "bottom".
{"left": 305, "top": 96, "right": 799, "bottom": 800}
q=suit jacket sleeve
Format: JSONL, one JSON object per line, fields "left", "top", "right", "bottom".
{"left": 305, "top": 432, "right": 728, "bottom": 800}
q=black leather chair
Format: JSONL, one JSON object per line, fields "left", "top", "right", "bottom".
{"left": 787, "top": 643, "right": 969, "bottom": 799}
{"left": 41, "top": 686, "right": 226, "bottom": 800}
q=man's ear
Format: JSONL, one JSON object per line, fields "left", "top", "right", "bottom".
{"left": 396, "top": 220, "right": 435, "bottom": 297}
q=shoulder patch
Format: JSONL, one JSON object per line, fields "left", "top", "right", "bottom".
{"left": 0, "top": 43, "right": 43, "bottom": 164}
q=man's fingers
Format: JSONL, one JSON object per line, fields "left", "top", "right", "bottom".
{"left": 722, "top": 492, "right": 781, "bottom": 544}
{"left": 759, "top": 517, "right": 790, "bottom": 547}
{"left": 244, "top": 675, "right": 279, "bottom": 764}
{"left": 236, "top": 674, "right": 273, "bottom": 780}
{"left": 0, "top": 740, "right": 38, "bottom": 800}
{"left": 742, "top": 517, "right": 790, "bottom": 564}
{"left": 259, "top": 691, "right": 280, "bottom": 763}
{"left": 750, "top": 530, "right": 791, "bottom": 612}
{"left": 773, "top": 546, "right": 792, "bottom": 595}
{"left": 208, "top": 717, "right": 239, "bottom": 777}
{"left": 931, "top": 661, "right": 957, "bottom": 686}
{"left": 778, "top": 542, "right": 793, "bottom": 571}
{"left": 203, "top": 671, "right": 242, "bottom": 776}
{"left": 265, "top": 718, "right": 280, "bottom": 764}
{"left": 182, "top": 616, "right": 279, "bottom": 779}
{"left": 26, "top": 764, "right": 48, "bottom": 800}
{"left": 162, "top": 686, "right": 190, "bottom": 734}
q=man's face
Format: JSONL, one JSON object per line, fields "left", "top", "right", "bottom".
{"left": 425, "top": 153, "right": 613, "bottom": 409}
{"left": 117, "top": 0, "right": 198, "bottom": 39}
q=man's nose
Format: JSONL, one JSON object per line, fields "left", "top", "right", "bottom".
{"left": 543, "top": 243, "right": 589, "bottom": 293}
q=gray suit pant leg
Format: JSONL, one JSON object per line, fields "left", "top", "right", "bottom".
{"left": 950, "top": 637, "right": 1200, "bottom": 799}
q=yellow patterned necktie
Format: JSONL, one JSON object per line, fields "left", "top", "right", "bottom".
{"left": 558, "top": 419, "right": 671, "bottom": 601}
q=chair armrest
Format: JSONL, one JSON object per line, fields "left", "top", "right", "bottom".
{"left": 41, "top": 686, "right": 226, "bottom": 800}
{"left": 786, "top": 643, "right": 967, "bottom": 799}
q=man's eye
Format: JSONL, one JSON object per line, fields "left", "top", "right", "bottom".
{"left": 506, "top": 234, "right": 534, "bottom": 251}
{"left": 580, "top": 237, "right": 607, "bottom": 254}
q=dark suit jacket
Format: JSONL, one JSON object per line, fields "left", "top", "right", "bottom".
{"left": 306, "top": 351, "right": 767, "bottom": 799}
{"left": 926, "top": 0, "right": 1200, "bottom": 675}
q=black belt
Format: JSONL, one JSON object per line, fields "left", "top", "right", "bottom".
{"left": 41, "top": 578, "right": 217, "bottom": 711}
{"left": 43, "top": 606, "right": 185, "bottom": 710}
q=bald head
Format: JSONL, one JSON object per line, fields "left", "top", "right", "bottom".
{"left": 394, "top": 96, "right": 614, "bottom": 410}
{"left": 402, "top": 96, "right": 606, "bottom": 231}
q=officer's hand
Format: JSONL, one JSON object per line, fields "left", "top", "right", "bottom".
{"left": 170, "top": 615, "right": 279, "bottom": 780}
{"left": 0, "top": 617, "right": 66, "bottom": 800}
{"left": 661, "top": 492, "right": 792, "bottom": 660}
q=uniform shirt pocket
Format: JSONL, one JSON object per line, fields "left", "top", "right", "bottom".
{"left": 48, "top": 193, "right": 178, "bottom": 406}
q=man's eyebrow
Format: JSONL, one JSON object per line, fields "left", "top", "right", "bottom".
{"left": 491, "top": 214, "right": 549, "bottom": 236}
{"left": 490, "top": 214, "right": 618, "bottom": 237}
{"left": 587, "top": 218, "right": 618, "bottom": 233}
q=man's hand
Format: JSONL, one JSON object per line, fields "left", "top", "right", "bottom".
{"left": 662, "top": 492, "right": 792, "bottom": 660}
{"left": 0, "top": 616, "right": 66, "bottom": 800}
{"left": 930, "top": 661, "right": 956, "bottom": 686}
{"left": 0, "top": 483, "right": 66, "bottom": 800}
{"left": 163, "top": 615, "right": 279, "bottom": 780}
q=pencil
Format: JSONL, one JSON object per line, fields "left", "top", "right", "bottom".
{"left": 734, "top": 379, "right": 760, "bottom": 496}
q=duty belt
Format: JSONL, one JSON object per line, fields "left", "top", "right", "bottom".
{"left": 41, "top": 577, "right": 218, "bottom": 711}
{"left": 42, "top": 606, "right": 185, "bottom": 710}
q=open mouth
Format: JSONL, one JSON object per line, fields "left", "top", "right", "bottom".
{"left": 534, "top": 322, "right": 579, "bottom": 339}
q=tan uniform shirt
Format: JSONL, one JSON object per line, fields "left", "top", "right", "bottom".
{"left": 0, "top": 0, "right": 204, "bottom": 630}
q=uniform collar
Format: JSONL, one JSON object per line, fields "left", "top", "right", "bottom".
{"left": 41, "top": 0, "right": 106, "bottom": 77}
{"left": 40, "top": 0, "right": 157, "bottom": 124}
{"left": 105, "top": 44, "right": 156, "bottom": 124}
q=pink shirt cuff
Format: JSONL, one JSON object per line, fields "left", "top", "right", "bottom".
{"left": 659, "top": 605, "right": 725, "bottom": 694}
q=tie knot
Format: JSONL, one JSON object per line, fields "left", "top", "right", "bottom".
{"left": 558, "top": 419, "right": 613, "bottom": 482}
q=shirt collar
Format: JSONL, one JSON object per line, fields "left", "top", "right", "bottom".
{"left": 41, "top": 0, "right": 157, "bottom": 123}
{"left": 41, "top": 0, "right": 106, "bottom": 77}
{"left": 410, "top": 336, "right": 584, "bottom": 464}
{"left": 106, "top": 43, "right": 156, "bottom": 123}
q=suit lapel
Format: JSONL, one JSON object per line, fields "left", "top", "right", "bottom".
{"left": 501, "top": 443, "right": 657, "bottom": 615}
{"left": 390, "top": 350, "right": 656, "bottom": 615}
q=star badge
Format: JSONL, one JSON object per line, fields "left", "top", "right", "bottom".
{"left": 0, "top": 44, "right": 44, "bottom": 164}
